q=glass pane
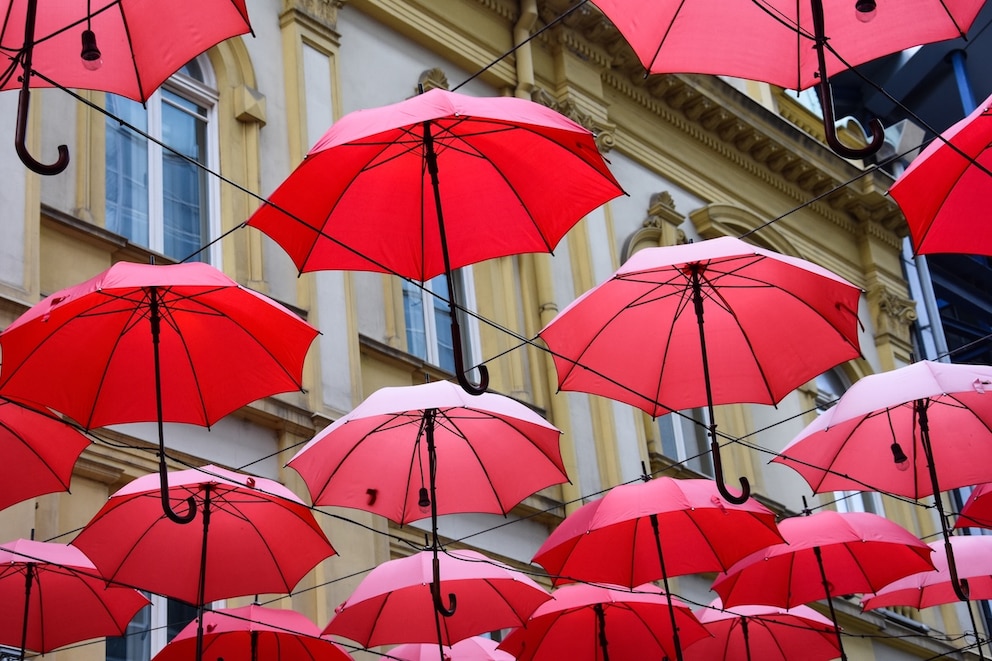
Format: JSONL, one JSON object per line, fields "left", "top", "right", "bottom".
{"left": 161, "top": 92, "right": 208, "bottom": 262}
{"left": 403, "top": 280, "right": 428, "bottom": 360}
{"left": 658, "top": 416, "right": 679, "bottom": 461}
{"left": 105, "top": 95, "right": 149, "bottom": 247}
{"left": 684, "top": 409, "right": 713, "bottom": 477}
{"left": 166, "top": 599, "right": 197, "bottom": 640}
{"left": 431, "top": 275, "right": 455, "bottom": 372}
{"left": 105, "top": 603, "right": 151, "bottom": 661}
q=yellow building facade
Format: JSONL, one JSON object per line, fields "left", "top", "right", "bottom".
{"left": 0, "top": 0, "right": 982, "bottom": 659}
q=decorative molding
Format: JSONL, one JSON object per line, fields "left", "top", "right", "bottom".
{"left": 234, "top": 84, "right": 267, "bottom": 125}
{"left": 281, "top": 0, "right": 346, "bottom": 29}
{"left": 621, "top": 191, "right": 686, "bottom": 261}
{"left": 868, "top": 285, "right": 918, "bottom": 347}
{"left": 531, "top": 87, "right": 616, "bottom": 153}
{"left": 418, "top": 67, "right": 450, "bottom": 91}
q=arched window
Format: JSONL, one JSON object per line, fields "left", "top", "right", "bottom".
{"left": 105, "top": 55, "right": 220, "bottom": 264}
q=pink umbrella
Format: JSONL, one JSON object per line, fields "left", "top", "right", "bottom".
{"left": 539, "top": 236, "right": 861, "bottom": 503}
{"left": 0, "top": 398, "right": 90, "bottom": 511}
{"left": 590, "top": 0, "right": 984, "bottom": 158}
{"left": 497, "top": 583, "right": 708, "bottom": 661}
{"left": 958, "top": 483, "right": 992, "bottom": 530}
{"left": 73, "top": 464, "right": 336, "bottom": 661}
{"left": 289, "top": 380, "right": 566, "bottom": 617}
{"left": 153, "top": 603, "right": 351, "bottom": 661}
{"left": 388, "top": 636, "right": 514, "bottom": 661}
{"left": 889, "top": 92, "right": 992, "bottom": 256}
{"left": 0, "top": 538, "right": 148, "bottom": 659}
{"left": 774, "top": 360, "right": 992, "bottom": 601}
{"left": 324, "top": 550, "right": 550, "bottom": 649}
{"left": 711, "top": 510, "right": 934, "bottom": 661}
{"left": 685, "top": 598, "right": 840, "bottom": 661}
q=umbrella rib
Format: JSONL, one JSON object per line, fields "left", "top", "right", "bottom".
{"left": 627, "top": 601, "right": 683, "bottom": 656}
{"left": 910, "top": 142, "right": 992, "bottom": 249}
{"left": 651, "top": 280, "right": 694, "bottom": 413}
{"left": 0, "top": 417, "right": 76, "bottom": 491}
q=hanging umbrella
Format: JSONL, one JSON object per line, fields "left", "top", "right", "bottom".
{"left": 531, "top": 476, "right": 783, "bottom": 661}
{"left": 684, "top": 598, "right": 840, "bottom": 661}
{"left": 0, "top": 538, "right": 148, "bottom": 660}
{"left": 288, "top": 380, "right": 567, "bottom": 617}
{"left": 888, "top": 92, "right": 992, "bottom": 256}
{"left": 388, "top": 636, "right": 515, "bottom": 661}
{"left": 247, "top": 87, "right": 624, "bottom": 393}
{"left": 0, "top": 0, "right": 252, "bottom": 174}
{"left": 589, "top": 0, "right": 984, "bottom": 157}
{"left": 496, "top": 583, "right": 708, "bottom": 661}
{"left": 153, "top": 603, "right": 352, "bottom": 661}
{"left": 0, "top": 398, "right": 90, "bottom": 511}
{"left": 73, "top": 464, "right": 336, "bottom": 661}
{"left": 539, "top": 235, "right": 862, "bottom": 503}
{"left": 958, "top": 482, "right": 992, "bottom": 529}
{"left": 773, "top": 360, "right": 992, "bottom": 601}
{"left": 0, "top": 261, "right": 318, "bottom": 523}
{"left": 324, "top": 549, "right": 550, "bottom": 649}
{"left": 710, "top": 510, "right": 934, "bottom": 661}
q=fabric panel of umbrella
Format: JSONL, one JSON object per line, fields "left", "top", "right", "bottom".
{"left": 0, "top": 398, "right": 90, "bottom": 511}
{"left": 73, "top": 464, "right": 336, "bottom": 661}
{"left": 0, "top": 261, "right": 318, "bottom": 523}
{"left": 774, "top": 360, "right": 992, "bottom": 601}
{"left": 685, "top": 598, "right": 840, "bottom": 661}
{"left": 324, "top": 549, "right": 550, "bottom": 649}
{"left": 289, "top": 380, "right": 567, "bottom": 619}
{"left": 247, "top": 87, "right": 624, "bottom": 392}
{"left": 152, "top": 603, "right": 352, "bottom": 661}
{"left": 957, "top": 482, "right": 992, "bottom": 529}
{"left": 590, "top": 0, "right": 983, "bottom": 158}
{"left": 0, "top": 0, "right": 252, "bottom": 173}
{"left": 888, "top": 91, "right": 992, "bottom": 256}
{"left": 0, "top": 538, "right": 149, "bottom": 659}
{"left": 539, "top": 235, "right": 862, "bottom": 504}
{"left": 497, "top": 583, "right": 708, "bottom": 661}
{"left": 531, "top": 476, "right": 784, "bottom": 661}
{"left": 711, "top": 510, "right": 935, "bottom": 661}
{"left": 387, "top": 635, "right": 515, "bottom": 661}
{"left": 862, "top": 535, "right": 992, "bottom": 659}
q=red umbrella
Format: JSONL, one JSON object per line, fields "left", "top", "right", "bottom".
{"left": 153, "top": 603, "right": 351, "bottom": 661}
{"left": 497, "top": 583, "right": 708, "bottom": 661}
{"left": 247, "top": 87, "right": 623, "bottom": 392}
{"left": 685, "top": 598, "right": 840, "bottom": 661}
{"left": 532, "top": 477, "right": 782, "bottom": 661}
{"left": 0, "top": 398, "right": 90, "bottom": 512}
{"left": 0, "top": 0, "right": 252, "bottom": 174}
{"left": 324, "top": 549, "right": 550, "bottom": 648}
{"left": 0, "top": 261, "right": 318, "bottom": 522}
{"left": 889, "top": 92, "right": 992, "bottom": 256}
{"left": 388, "top": 636, "right": 515, "bottom": 661}
{"left": 590, "top": 0, "right": 984, "bottom": 157}
{"left": 711, "top": 510, "right": 934, "bottom": 661}
{"left": 73, "top": 464, "right": 336, "bottom": 661}
{"left": 773, "top": 360, "right": 992, "bottom": 600}
{"left": 539, "top": 236, "right": 862, "bottom": 503}
{"left": 0, "top": 538, "right": 148, "bottom": 659}
{"left": 958, "top": 482, "right": 992, "bottom": 530}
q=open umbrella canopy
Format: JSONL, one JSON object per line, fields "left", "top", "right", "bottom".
{"left": 153, "top": 604, "right": 352, "bottom": 661}
{"left": 889, "top": 92, "right": 992, "bottom": 256}
{"left": 957, "top": 482, "right": 992, "bottom": 530}
{"left": 684, "top": 598, "right": 840, "bottom": 661}
{"left": 862, "top": 536, "right": 992, "bottom": 611}
{"left": 589, "top": 0, "right": 982, "bottom": 90}
{"left": 73, "top": 464, "right": 336, "bottom": 605}
{"left": 532, "top": 477, "right": 783, "bottom": 587}
{"left": 539, "top": 236, "right": 862, "bottom": 418}
{"left": 0, "top": 261, "right": 317, "bottom": 430}
{"left": 0, "top": 538, "right": 149, "bottom": 655}
{"left": 388, "top": 636, "right": 515, "bottom": 661}
{"left": 773, "top": 361, "right": 992, "bottom": 499}
{"left": 288, "top": 380, "right": 567, "bottom": 523}
{"left": 497, "top": 583, "right": 708, "bottom": 661}
{"left": 711, "top": 511, "right": 935, "bottom": 609}
{"left": 246, "top": 87, "right": 623, "bottom": 281}
{"left": 0, "top": 398, "right": 90, "bottom": 512}
{"left": 324, "top": 549, "right": 550, "bottom": 648}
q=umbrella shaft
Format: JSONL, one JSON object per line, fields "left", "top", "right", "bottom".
{"left": 649, "top": 514, "right": 684, "bottom": 661}
{"left": 19, "top": 564, "right": 34, "bottom": 661}
{"left": 196, "top": 487, "right": 213, "bottom": 661}
{"left": 813, "top": 545, "right": 847, "bottom": 661}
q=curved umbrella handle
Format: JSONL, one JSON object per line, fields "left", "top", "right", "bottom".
{"left": 711, "top": 436, "right": 750, "bottom": 505}
{"left": 451, "top": 320, "right": 488, "bottom": 395}
{"left": 944, "top": 538, "right": 971, "bottom": 602}
{"left": 159, "top": 457, "right": 197, "bottom": 524}
{"left": 431, "top": 553, "right": 457, "bottom": 617}
{"left": 810, "top": 0, "right": 884, "bottom": 160}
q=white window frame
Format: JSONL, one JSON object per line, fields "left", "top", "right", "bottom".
{"left": 107, "top": 594, "right": 221, "bottom": 661}
{"left": 402, "top": 266, "right": 480, "bottom": 374}
{"left": 658, "top": 407, "right": 714, "bottom": 478}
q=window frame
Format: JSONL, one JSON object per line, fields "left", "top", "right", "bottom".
{"left": 401, "top": 266, "right": 480, "bottom": 375}
{"left": 658, "top": 407, "right": 714, "bottom": 478}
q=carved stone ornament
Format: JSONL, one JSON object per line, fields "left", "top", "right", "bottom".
{"left": 281, "top": 0, "right": 345, "bottom": 28}
{"left": 531, "top": 88, "right": 616, "bottom": 153}
{"left": 418, "top": 67, "right": 450, "bottom": 92}
{"left": 869, "top": 285, "right": 918, "bottom": 345}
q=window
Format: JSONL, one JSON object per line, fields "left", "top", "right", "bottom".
{"left": 106, "top": 596, "right": 197, "bottom": 661}
{"left": 658, "top": 407, "right": 714, "bottom": 477}
{"left": 105, "top": 56, "right": 220, "bottom": 264}
{"left": 402, "top": 270, "right": 479, "bottom": 374}
{"left": 815, "top": 370, "right": 884, "bottom": 515}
